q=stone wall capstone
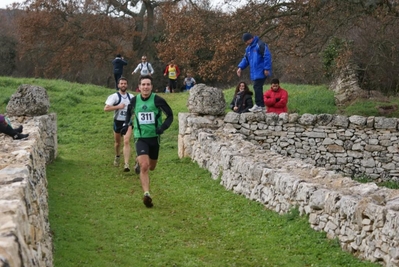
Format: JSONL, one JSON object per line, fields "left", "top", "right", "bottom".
{"left": 186, "top": 84, "right": 226, "bottom": 116}
{"left": 6, "top": 84, "right": 50, "bottom": 116}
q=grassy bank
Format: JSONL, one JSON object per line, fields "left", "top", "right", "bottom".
{"left": 0, "top": 77, "right": 379, "bottom": 266}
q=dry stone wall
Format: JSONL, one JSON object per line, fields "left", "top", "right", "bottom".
{"left": 222, "top": 112, "right": 399, "bottom": 182}
{"left": 0, "top": 114, "right": 57, "bottom": 267}
{"left": 178, "top": 112, "right": 399, "bottom": 267}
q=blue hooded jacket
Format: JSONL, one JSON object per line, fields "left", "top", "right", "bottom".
{"left": 237, "top": 36, "right": 272, "bottom": 81}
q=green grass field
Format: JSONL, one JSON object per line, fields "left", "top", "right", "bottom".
{"left": 0, "top": 77, "right": 380, "bottom": 266}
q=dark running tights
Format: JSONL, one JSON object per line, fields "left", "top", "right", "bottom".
{"left": 0, "top": 123, "right": 17, "bottom": 137}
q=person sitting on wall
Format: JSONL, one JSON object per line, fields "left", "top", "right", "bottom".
{"left": 263, "top": 78, "right": 288, "bottom": 114}
{"left": 229, "top": 81, "right": 254, "bottom": 113}
{"left": 0, "top": 114, "right": 29, "bottom": 140}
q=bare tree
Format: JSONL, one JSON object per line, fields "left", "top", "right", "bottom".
{"left": 156, "top": 0, "right": 399, "bottom": 92}
{"left": 15, "top": 0, "right": 181, "bottom": 87}
{"left": 5, "top": 0, "right": 399, "bottom": 92}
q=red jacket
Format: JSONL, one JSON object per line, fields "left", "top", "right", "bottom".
{"left": 263, "top": 86, "right": 288, "bottom": 114}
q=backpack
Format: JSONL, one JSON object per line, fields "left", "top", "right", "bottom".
{"left": 114, "top": 92, "right": 131, "bottom": 106}
{"left": 257, "top": 39, "right": 266, "bottom": 57}
{"left": 140, "top": 62, "right": 153, "bottom": 73}
{"left": 140, "top": 62, "right": 148, "bottom": 69}
{"left": 245, "top": 39, "right": 267, "bottom": 63}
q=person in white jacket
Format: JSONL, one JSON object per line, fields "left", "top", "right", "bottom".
{"left": 132, "top": 56, "right": 154, "bottom": 76}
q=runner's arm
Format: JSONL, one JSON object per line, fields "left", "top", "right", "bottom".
{"left": 149, "top": 63, "right": 155, "bottom": 74}
{"left": 124, "top": 97, "right": 136, "bottom": 126}
{"left": 155, "top": 95, "right": 173, "bottom": 131}
{"left": 132, "top": 64, "right": 141, "bottom": 74}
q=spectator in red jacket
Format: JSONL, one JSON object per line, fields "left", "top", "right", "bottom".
{"left": 263, "top": 78, "right": 288, "bottom": 114}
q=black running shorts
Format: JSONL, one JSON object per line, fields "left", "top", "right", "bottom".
{"left": 113, "top": 120, "right": 125, "bottom": 133}
{"left": 113, "top": 120, "right": 132, "bottom": 133}
{"left": 135, "top": 137, "right": 160, "bottom": 160}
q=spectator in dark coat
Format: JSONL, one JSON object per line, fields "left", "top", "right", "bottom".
{"left": 112, "top": 54, "right": 128, "bottom": 90}
{"left": 230, "top": 81, "right": 254, "bottom": 113}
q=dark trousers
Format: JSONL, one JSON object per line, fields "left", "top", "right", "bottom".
{"left": 168, "top": 79, "right": 178, "bottom": 92}
{"left": 253, "top": 78, "right": 266, "bottom": 107}
{"left": 0, "top": 123, "right": 17, "bottom": 138}
{"left": 114, "top": 73, "right": 122, "bottom": 90}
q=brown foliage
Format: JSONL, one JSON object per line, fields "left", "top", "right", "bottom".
{"left": 156, "top": 3, "right": 244, "bottom": 85}
{"left": 2, "top": 0, "right": 399, "bottom": 93}
{"left": 16, "top": 1, "right": 137, "bottom": 83}
{"left": 156, "top": 0, "right": 399, "bottom": 92}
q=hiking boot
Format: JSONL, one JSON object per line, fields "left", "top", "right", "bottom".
{"left": 13, "top": 133, "right": 29, "bottom": 140}
{"left": 249, "top": 104, "right": 263, "bottom": 112}
{"left": 143, "top": 194, "right": 153, "bottom": 208}
{"left": 124, "top": 163, "right": 130, "bottom": 172}
{"left": 134, "top": 162, "right": 140, "bottom": 174}
{"left": 15, "top": 125, "right": 23, "bottom": 133}
{"left": 113, "top": 156, "right": 120, "bottom": 167}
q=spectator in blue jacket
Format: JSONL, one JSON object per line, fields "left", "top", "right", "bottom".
{"left": 112, "top": 54, "right": 128, "bottom": 90}
{"left": 236, "top": 33, "right": 272, "bottom": 112}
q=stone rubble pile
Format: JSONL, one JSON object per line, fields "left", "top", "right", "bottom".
{"left": 329, "top": 63, "right": 366, "bottom": 106}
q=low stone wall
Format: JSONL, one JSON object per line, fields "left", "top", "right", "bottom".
{"left": 0, "top": 114, "right": 57, "bottom": 267}
{"left": 178, "top": 112, "right": 399, "bottom": 267}
{"left": 222, "top": 112, "right": 399, "bottom": 182}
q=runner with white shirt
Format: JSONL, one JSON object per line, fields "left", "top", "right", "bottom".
{"left": 131, "top": 56, "right": 154, "bottom": 76}
{"left": 104, "top": 77, "right": 134, "bottom": 172}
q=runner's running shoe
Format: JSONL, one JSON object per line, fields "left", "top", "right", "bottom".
{"left": 113, "top": 156, "right": 120, "bottom": 167}
{"left": 134, "top": 162, "right": 140, "bottom": 174}
{"left": 124, "top": 163, "right": 130, "bottom": 172}
{"left": 143, "top": 193, "right": 153, "bottom": 208}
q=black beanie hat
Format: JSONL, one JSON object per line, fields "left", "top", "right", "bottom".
{"left": 242, "top": 33, "right": 253, "bottom": 42}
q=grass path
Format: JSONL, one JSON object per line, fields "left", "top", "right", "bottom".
{"left": 0, "top": 77, "right": 378, "bottom": 266}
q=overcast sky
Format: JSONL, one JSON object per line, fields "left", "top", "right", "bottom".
{"left": 0, "top": 0, "right": 241, "bottom": 11}
{"left": 0, "top": 0, "right": 22, "bottom": 8}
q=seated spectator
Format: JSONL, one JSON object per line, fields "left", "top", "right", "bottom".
{"left": 263, "top": 78, "right": 288, "bottom": 114}
{"left": 229, "top": 81, "right": 254, "bottom": 113}
{"left": 0, "top": 114, "right": 29, "bottom": 140}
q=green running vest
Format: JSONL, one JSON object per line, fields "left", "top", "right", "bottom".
{"left": 134, "top": 93, "right": 162, "bottom": 138}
